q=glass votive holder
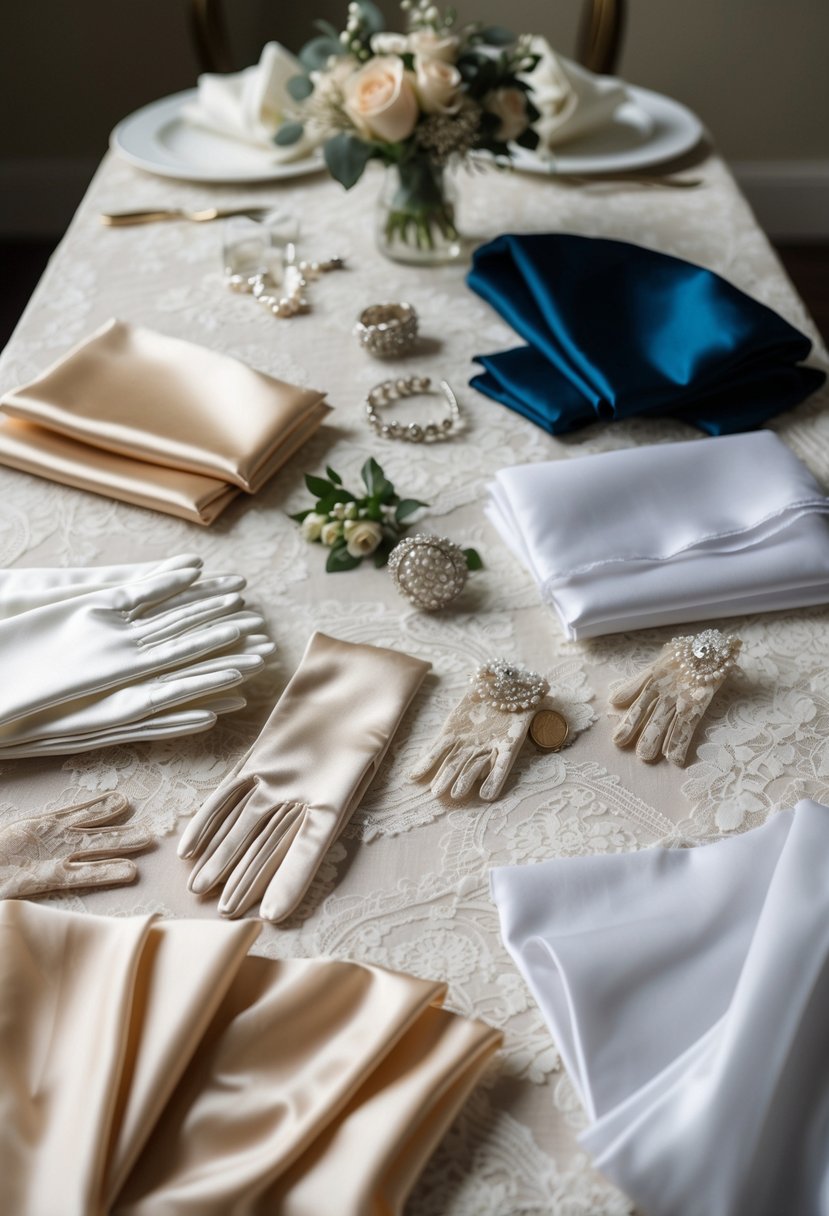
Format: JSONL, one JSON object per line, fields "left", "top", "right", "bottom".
{"left": 222, "top": 212, "right": 300, "bottom": 292}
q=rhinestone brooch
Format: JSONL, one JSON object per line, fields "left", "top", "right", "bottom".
{"left": 668, "top": 628, "right": 742, "bottom": 687}
{"left": 388, "top": 534, "right": 468, "bottom": 611}
{"left": 472, "top": 659, "right": 549, "bottom": 713}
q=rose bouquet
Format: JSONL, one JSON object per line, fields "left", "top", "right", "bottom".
{"left": 277, "top": 0, "right": 541, "bottom": 262}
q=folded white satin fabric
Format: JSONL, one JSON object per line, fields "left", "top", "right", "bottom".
{"left": 0, "top": 558, "right": 274, "bottom": 755}
{"left": 183, "top": 42, "right": 316, "bottom": 160}
{"left": 487, "top": 431, "right": 829, "bottom": 638}
{"left": 0, "top": 901, "right": 500, "bottom": 1216}
{"left": 491, "top": 800, "right": 829, "bottom": 1216}
{"left": 520, "top": 37, "right": 633, "bottom": 149}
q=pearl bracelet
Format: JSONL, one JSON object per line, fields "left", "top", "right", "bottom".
{"left": 365, "top": 376, "right": 461, "bottom": 442}
{"left": 355, "top": 302, "right": 419, "bottom": 357}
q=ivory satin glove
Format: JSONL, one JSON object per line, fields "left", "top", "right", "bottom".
{"left": 0, "top": 791, "right": 153, "bottom": 899}
{"left": 610, "top": 628, "right": 742, "bottom": 765}
{"left": 179, "top": 632, "right": 430, "bottom": 922}
{"left": 409, "top": 659, "right": 549, "bottom": 802}
{"left": 0, "top": 564, "right": 265, "bottom": 728}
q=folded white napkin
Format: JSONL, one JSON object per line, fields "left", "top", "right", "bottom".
{"left": 487, "top": 432, "right": 829, "bottom": 638}
{"left": 520, "top": 37, "right": 632, "bottom": 149}
{"left": 491, "top": 800, "right": 829, "bottom": 1216}
{"left": 182, "top": 42, "right": 314, "bottom": 161}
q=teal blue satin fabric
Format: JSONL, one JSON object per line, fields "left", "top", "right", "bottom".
{"left": 468, "top": 234, "right": 825, "bottom": 435}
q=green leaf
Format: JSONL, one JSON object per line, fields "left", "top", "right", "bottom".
{"left": 326, "top": 542, "right": 362, "bottom": 573}
{"left": 313, "top": 18, "right": 340, "bottom": 39}
{"left": 324, "top": 132, "right": 374, "bottom": 190}
{"left": 289, "top": 508, "right": 313, "bottom": 523}
{"left": 373, "top": 538, "right": 396, "bottom": 567}
{"left": 361, "top": 457, "right": 387, "bottom": 496}
{"left": 395, "top": 498, "right": 428, "bottom": 523}
{"left": 481, "top": 25, "right": 516, "bottom": 45}
{"left": 514, "top": 127, "right": 540, "bottom": 150}
{"left": 275, "top": 122, "right": 305, "bottom": 146}
{"left": 287, "top": 74, "right": 314, "bottom": 101}
{"left": 355, "top": 0, "right": 385, "bottom": 34}
{"left": 463, "top": 547, "right": 484, "bottom": 571}
{"left": 326, "top": 466, "right": 342, "bottom": 485}
{"left": 299, "top": 35, "right": 343, "bottom": 71}
{"left": 305, "top": 473, "right": 333, "bottom": 497}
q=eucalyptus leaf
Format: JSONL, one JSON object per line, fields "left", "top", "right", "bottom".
{"left": 313, "top": 18, "right": 340, "bottom": 39}
{"left": 480, "top": 25, "right": 516, "bottom": 45}
{"left": 326, "top": 542, "right": 362, "bottom": 573}
{"left": 324, "top": 132, "right": 374, "bottom": 190}
{"left": 274, "top": 122, "right": 305, "bottom": 147}
{"left": 287, "top": 74, "right": 314, "bottom": 101}
{"left": 355, "top": 0, "right": 385, "bottom": 34}
{"left": 463, "top": 548, "right": 484, "bottom": 570}
{"left": 299, "top": 35, "right": 343, "bottom": 71}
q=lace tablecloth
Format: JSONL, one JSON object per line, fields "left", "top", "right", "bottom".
{"left": 1, "top": 149, "right": 828, "bottom": 1214}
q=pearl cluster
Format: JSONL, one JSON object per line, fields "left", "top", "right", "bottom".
{"left": 227, "top": 254, "right": 346, "bottom": 319}
{"left": 668, "top": 628, "right": 742, "bottom": 686}
{"left": 472, "top": 659, "right": 550, "bottom": 713}
{"left": 365, "top": 376, "right": 460, "bottom": 443}
{"left": 388, "top": 534, "right": 468, "bottom": 610}
{"left": 355, "top": 302, "right": 419, "bottom": 357}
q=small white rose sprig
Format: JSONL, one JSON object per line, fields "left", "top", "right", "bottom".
{"left": 291, "top": 457, "right": 481, "bottom": 573}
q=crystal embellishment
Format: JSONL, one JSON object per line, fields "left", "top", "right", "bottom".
{"left": 668, "top": 628, "right": 742, "bottom": 687}
{"left": 472, "top": 658, "right": 549, "bottom": 713}
{"left": 388, "top": 534, "right": 468, "bottom": 611}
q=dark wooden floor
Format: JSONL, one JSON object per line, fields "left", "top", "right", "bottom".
{"left": 1, "top": 239, "right": 827, "bottom": 350}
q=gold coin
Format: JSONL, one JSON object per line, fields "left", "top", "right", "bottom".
{"left": 530, "top": 708, "right": 569, "bottom": 751}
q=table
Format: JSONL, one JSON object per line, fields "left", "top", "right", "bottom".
{"left": 1, "top": 149, "right": 828, "bottom": 1214}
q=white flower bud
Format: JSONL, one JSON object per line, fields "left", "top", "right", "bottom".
{"left": 300, "top": 511, "right": 328, "bottom": 542}
{"left": 321, "top": 520, "right": 344, "bottom": 546}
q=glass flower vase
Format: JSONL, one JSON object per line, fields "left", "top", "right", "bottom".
{"left": 376, "top": 156, "right": 462, "bottom": 266}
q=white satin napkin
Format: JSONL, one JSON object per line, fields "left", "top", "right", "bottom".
{"left": 487, "top": 431, "right": 829, "bottom": 638}
{"left": 520, "top": 37, "right": 633, "bottom": 149}
{"left": 491, "top": 800, "right": 829, "bottom": 1216}
{"left": 182, "top": 41, "right": 314, "bottom": 160}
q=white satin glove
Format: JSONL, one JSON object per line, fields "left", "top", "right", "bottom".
{"left": 610, "top": 628, "right": 742, "bottom": 765}
{"left": 0, "top": 791, "right": 153, "bottom": 898}
{"left": 0, "top": 565, "right": 263, "bottom": 728}
{"left": 179, "top": 632, "right": 430, "bottom": 922}
{"left": 0, "top": 634, "right": 274, "bottom": 756}
{"left": 0, "top": 554, "right": 208, "bottom": 619}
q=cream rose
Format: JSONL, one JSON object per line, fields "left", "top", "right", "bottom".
{"left": 486, "top": 87, "right": 528, "bottom": 142}
{"left": 300, "top": 511, "right": 328, "bottom": 542}
{"left": 408, "top": 29, "right": 459, "bottom": 63}
{"left": 414, "top": 54, "right": 461, "bottom": 114}
{"left": 320, "top": 520, "right": 344, "bottom": 546}
{"left": 369, "top": 32, "right": 409, "bottom": 55}
{"left": 345, "top": 520, "right": 383, "bottom": 558}
{"left": 343, "top": 56, "right": 419, "bottom": 143}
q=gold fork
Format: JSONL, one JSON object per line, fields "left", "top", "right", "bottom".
{"left": 100, "top": 205, "right": 271, "bottom": 226}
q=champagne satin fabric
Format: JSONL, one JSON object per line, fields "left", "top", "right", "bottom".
{"left": 0, "top": 320, "right": 329, "bottom": 524}
{"left": 0, "top": 900, "right": 500, "bottom": 1216}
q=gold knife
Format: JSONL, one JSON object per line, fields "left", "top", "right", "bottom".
{"left": 100, "top": 205, "right": 269, "bottom": 226}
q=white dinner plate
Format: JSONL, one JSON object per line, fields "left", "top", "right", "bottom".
{"left": 111, "top": 89, "right": 325, "bottom": 183}
{"left": 505, "top": 85, "right": 704, "bottom": 175}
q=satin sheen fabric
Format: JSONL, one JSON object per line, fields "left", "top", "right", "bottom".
{"left": 491, "top": 800, "right": 829, "bottom": 1216}
{"left": 487, "top": 431, "right": 829, "bottom": 638}
{"left": 0, "top": 319, "right": 329, "bottom": 524}
{"left": 0, "top": 901, "right": 500, "bottom": 1216}
{"left": 468, "top": 234, "right": 825, "bottom": 435}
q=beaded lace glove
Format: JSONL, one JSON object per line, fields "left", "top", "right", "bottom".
{"left": 409, "top": 659, "right": 548, "bottom": 802}
{"left": 0, "top": 792, "right": 153, "bottom": 899}
{"left": 610, "top": 628, "right": 742, "bottom": 766}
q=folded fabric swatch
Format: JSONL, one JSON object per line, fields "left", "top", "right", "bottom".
{"left": 487, "top": 431, "right": 829, "bottom": 638}
{"left": 519, "top": 37, "right": 632, "bottom": 149}
{"left": 491, "top": 799, "right": 829, "bottom": 1216}
{"left": 0, "top": 319, "right": 329, "bottom": 524}
{"left": 469, "top": 233, "right": 825, "bottom": 435}
{"left": 183, "top": 41, "right": 317, "bottom": 161}
{"left": 0, "top": 900, "right": 500, "bottom": 1216}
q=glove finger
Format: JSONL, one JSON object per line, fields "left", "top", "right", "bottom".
{"left": 609, "top": 671, "right": 654, "bottom": 709}
{"left": 136, "top": 574, "right": 246, "bottom": 619}
{"left": 68, "top": 820, "right": 155, "bottom": 857}
{"left": 479, "top": 747, "right": 518, "bottom": 801}
{"left": 59, "top": 857, "right": 140, "bottom": 891}
{"left": 612, "top": 683, "right": 659, "bottom": 747}
{"left": 408, "top": 732, "right": 456, "bottom": 782}
{"left": 136, "top": 618, "right": 250, "bottom": 674}
{"left": 663, "top": 699, "right": 709, "bottom": 767}
{"left": 150, "top": 667, "right": 247, "bottom": 712}
{"left": 159, "top": 651, "right": 267, "bottom": 683}
{"left": 432, "top": 744, "right": 476, "bottom": 799}
{"left": 450, "top": 749, "right": 493, "bottom": 800}
{"left": 189, "top": 792, "right": 289, "bottom": 895}
{"left": 136, "top": 592, "right": 247, "bottom": 644}
{"left": 52, "top": 790, "right": 129, "bottom": 828}
{"left": 178, "top": 776, "right": 255, "bottom": 861}
{"left": 219, "top": 802, "right": 307, "bottom": 920}
{"left": 635, "top": 696, "right": 676, "bottom": 762}
{"left": 0, "top": 704, "right": 237, "bottom": 757}
{"left": 118, "top": 566, "right": 202, "bottom": 617}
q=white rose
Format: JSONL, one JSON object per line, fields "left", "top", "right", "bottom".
{"left": 370, "top": 32, "right": 409, "bottom": 55}
{"left": 300, "top": 511, "right": 328, "bottom": 542}
{"left": 408, "top": 29, "right": 459, "bottom": 62}
{"left": 321, "top": 520, "right": 344, "bottom": 546}
{"left": 343, "top": 55, "right": 419, "bottom": 142}
{"left": 345, "top": 520, "right": 383, "bottom": 558}
{"left": 414, "top": 54, "right": 461, "bottom": 113}
{"left": 485, "top": 87, "right": 529, "bottom": 142}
